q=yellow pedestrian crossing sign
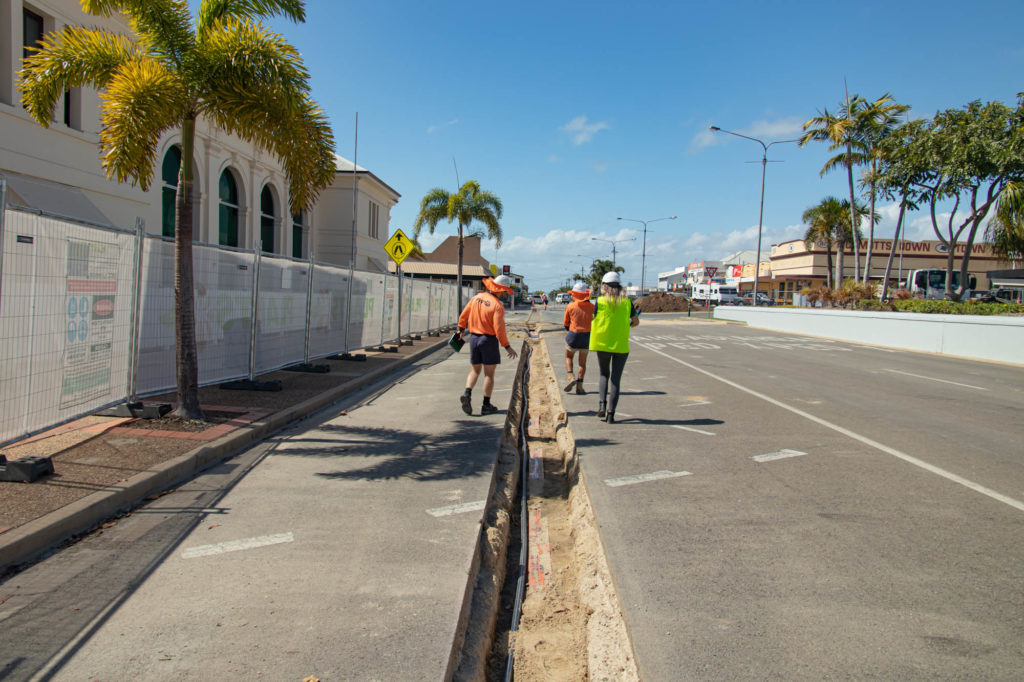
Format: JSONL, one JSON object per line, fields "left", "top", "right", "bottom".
{"left": 383, "top": 228, "right": 413, "bottom": 266}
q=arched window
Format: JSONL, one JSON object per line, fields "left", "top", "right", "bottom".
{"left": 161, "top": 146, "right": 182, "bottom": 237}
{"left": 292, "top": 210, "right": 304, "bottom": 259}
{"left": 260, "top": 185, "right": 275, "bottom": 253}
{"left": 218, "top": 170, "right": 240, "bottom": 247}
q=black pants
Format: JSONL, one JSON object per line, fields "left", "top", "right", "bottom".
{"left": 596, "top": 351, "right": 628, "bottom": 412}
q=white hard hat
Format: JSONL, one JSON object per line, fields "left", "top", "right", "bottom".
{"left": 571, "top": 281, "right": 590, "bottom": 293}
{"left": 602, "top": 271, "right": 622, "bottom": 285}
{"left": 494, "top": 274, "right": 513, "bottom": 288}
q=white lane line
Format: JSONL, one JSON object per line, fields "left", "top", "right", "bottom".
{"left": 640, "top": 375, "right": 667, "bottom": 381}
{"left": 635, "top": 342, "right": 1024, "bottom": 513}
{"left": 605, "top": 470, "right": 693, "bottom": 487}
{"left": 616, "top": 411, "right": 716, "bottom": 435}
{"left": 671, "top": 424, "right": 716, "bottom": 436}
{"left": 679, "top": 400, "right": 712, "bottom": 408}
{"left": 752, "top": 448, "right": 808, "bottom": 463}
{"left": 884, "top": 369, "right": 989, "bottom": 391}
{"left": 426, "top": 500, "right": 486, "bottom": 517}
{"left": 181, "top": 532, "right": 294, "bottom": 559}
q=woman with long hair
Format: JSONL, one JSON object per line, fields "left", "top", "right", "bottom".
{"left": 588, "top": 271, "right": 639, "bottom": 423}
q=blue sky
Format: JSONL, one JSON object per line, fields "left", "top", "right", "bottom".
{"left": 260, "top": 0, "right": 1024, "bottom": 292}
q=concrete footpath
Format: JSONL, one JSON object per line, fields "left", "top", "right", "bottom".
{"left": 0, "top": 343, "right": 520, "bottom": 681}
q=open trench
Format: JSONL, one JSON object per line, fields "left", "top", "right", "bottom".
{"left": 449, "top": 320, "right": 639, "bottom": 681}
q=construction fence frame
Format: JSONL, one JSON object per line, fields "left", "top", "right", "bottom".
{"left": 0, "top": 187, "right": 470, "bottom": 447}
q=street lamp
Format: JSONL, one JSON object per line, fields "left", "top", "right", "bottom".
{"left": 590, "top": 236, "right": 636, "bottom": 268}
{"left": 709, "top": 126, "right": 798, "bottom": 306}
{"left": 618, "top": 216, "right": 676, "bottom": 295}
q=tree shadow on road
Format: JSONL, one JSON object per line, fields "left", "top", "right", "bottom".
{"left": 270, "top": 421, "right": 502, "bottom": 482}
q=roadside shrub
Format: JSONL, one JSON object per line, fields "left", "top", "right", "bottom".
{"left": 891, "top": 288, "right": 913, "bottom": 300}
{"left": 891, "top": 299, "right": 1024, "bottom": 315}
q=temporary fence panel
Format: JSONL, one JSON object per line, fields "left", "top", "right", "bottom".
{"left": 382, "top": 272, "right": 399, "bottom": 343}
{"left": 306, "top": 261, "right": 350, "bottom": 359}
{"left": 253, "top": 254, "right": 309, "bottom": 374}
{"left": 407, "top": 275, "right": 427, "bottom": 334}
{"left": 348, "top": 270, "right": 384, "bottom": 350}
{"left": 134, "top": 236, "right": 175, "bottom": 394}
{"left": 0, "top": 207, "right": 137, "bottom": 445}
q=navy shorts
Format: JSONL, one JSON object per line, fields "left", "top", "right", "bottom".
{"left": 470, "top": 334, "right": 501, "bottom": 365}
{"left": 565, "top": 331, "right": 590, "bottom": 350}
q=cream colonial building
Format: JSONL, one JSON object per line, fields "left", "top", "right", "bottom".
{"left": 1, "top": 0, "right": 398, "bottom": 269}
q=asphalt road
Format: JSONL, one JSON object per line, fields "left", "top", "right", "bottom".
{"left": 544, "top": 311, "right": 1024, "bottom": 680}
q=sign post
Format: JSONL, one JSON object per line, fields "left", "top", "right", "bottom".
{"left": 383, "top": 228, "right": 414, "bottom": 346}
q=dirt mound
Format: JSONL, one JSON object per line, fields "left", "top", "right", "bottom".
{"left": 634, "top": 291, "right": 693, "bottom": 312}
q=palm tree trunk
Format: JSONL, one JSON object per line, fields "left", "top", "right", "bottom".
{"left": 881, "top": 200, "right": 907, "bottom": 301}
{"left": 825, "top": 248, "right": 833, "bottom": 289}
{"left": 864, "top": 161, "right": 877, "bottom": 284}
{"left": 456, "top": 223, "right": 464, "bottom": 312}
{"left": 847, "top": 151, "right": 860, "bottom": 282}
{"left": 173, "top": 115, "right": 204, "bottom": 419}
{"left": 835, "top": 239, "right": 845, "bottom": 289}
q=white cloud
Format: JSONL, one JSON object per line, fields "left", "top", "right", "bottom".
{"left": 689, "top": 115, "right": 805, "bottom": 153}
{"left": 426, "top": 118, "right": 459, "bottom": 134}
{"left": 561, "top": 116, "right": 610, "bottom": 145}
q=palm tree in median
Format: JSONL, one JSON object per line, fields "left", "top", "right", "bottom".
{"left": 413, "top": 180, "right": 503, "bottom": 311}
{"left": 803, "top": 196, "right": 869, "bottom": 288}
{"left": 19, "top": 0, "right": 336, "bottom": 419}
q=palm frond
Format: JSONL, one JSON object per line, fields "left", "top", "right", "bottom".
{"left": 197, "top": 19, "right": 309, "bottom": 99}
{"left": 98, "top": 57, "right": 189, "bottom": 189}
{"left": 19, "top": 26, "right": 139, "bottom": 126}
{"left": 83, "top": 0, "right": 195, "bottom": 66}
{"left": 197, "top": 0, "right": 306, "bottom": 36}
{"left": 413, "top": 191, "right": 452, "bottom": 236}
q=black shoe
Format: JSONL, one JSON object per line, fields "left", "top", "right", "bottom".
{"left": 481, "top": 402, "right": 498, "bottom": 415}
{"left": 575, "top": 381, "right": 585, "bottom": 395}
{"left": 597, "top": 406, "right": 606, "bottom": 419}
{"left": 564, "top": 378, "right": 577, "bottom": 392}
{"left": 605, "top": 411, "right": 615, "bottom": 424}
{"left": 460, "top": 394, "right": 472, "bottom": 415}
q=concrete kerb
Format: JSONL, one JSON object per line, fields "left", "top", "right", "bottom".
{"left": 0, "top": 337, "right": 453, "bottom": 573}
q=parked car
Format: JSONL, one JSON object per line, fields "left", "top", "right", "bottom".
{"left": 555, "top": 292, "right": 572, "bottom": 304}
{"left": 739, "top": 292, "right": 775, "bottom": 306}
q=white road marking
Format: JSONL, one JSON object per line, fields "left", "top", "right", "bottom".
{"left": 426, "top": 500, "right": 486, "bottom": 517}
{"left": 671, "top": 424, "right": 716, "bottom": 436}
{"left": 635, "top": 342, "right": 1024, "bottom": 513}
{"left": 752, "top": 448, "right": 808, "bottom": 463}
{"left": 605, "top": 470, "right": 693, "bottom": 487}
{"left": 181, "top": 532, "right": 294, "bottom": 559}
{"left": 679, "top": 400, "right": 712, "bottom": 407}
{"left": 640, "top": 375, "right": 667, "bottom": 381}
{"left": 884, "top": 369, "right": 989, "bottom": 391}
{"left": 861, "top": 346, "right": 897, "bottom": 353}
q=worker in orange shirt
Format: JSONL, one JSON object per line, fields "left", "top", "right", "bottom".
{"left": 562, "top": 281, "right": 594, "bottom": 394}
{"left": 456, "top": 275, "right": 518, "bottom": 415}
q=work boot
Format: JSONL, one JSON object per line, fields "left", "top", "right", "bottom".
{"left": 564, "top": 377, "right": 576, "bottom": 392}
{"left": 460, "top": 393, "right": 472, "bottom": 416}
{"left": 575, "top": 381, "right": 585, "bottom": 395}
{"left": 597, "top": 404, "right": 606, "bottom": 419}
{"left": 605, "top": 411, "right": 615, "bottom": 424}
{"left": 481, "top": 402, "right": 498, "bottom": 415}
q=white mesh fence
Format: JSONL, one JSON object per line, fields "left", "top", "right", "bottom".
{"left": 0, "top": 200, "right": 467, "bottom": 445}
{"left": 0, "top": 207, "right": 137, "bottom": 443}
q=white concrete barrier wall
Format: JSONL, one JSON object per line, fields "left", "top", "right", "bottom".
{"left": 713, "top": 307, "right": 1024, "bottom": 366}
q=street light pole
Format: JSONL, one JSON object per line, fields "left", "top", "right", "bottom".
{"left": 618, "top": 216, "right": 676, "bottom": 295}
{"left": 590, "top": 236, "right": 636, "bottom": 268}
{"left": 709, "top": 126, "right": 798, "bottom": 306}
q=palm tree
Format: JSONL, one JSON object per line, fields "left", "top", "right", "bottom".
{"left": 19, "top": 0, "right": 336, "bottom": 419}
{"left": 857, "top": 96, "right": 910, "bottom": 283}
{"left": 413, "top": 180, "right": 503, "bottom": 311}
{"left": 801, "top": 201, "right": 837, "bottom": 289}
{"left": 986, "top": 180, "right": 1024, "bottom": 263}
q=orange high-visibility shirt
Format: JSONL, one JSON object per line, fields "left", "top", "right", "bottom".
{"left": 459, "top": 292, "right": 510, "bottom": 347}
{"left": 563, "top": 299, "right": 595, "bottom": 332}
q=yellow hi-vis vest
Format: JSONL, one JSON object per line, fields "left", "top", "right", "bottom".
{"left": 588, "top": 295, "right": 632, "bottom": 353}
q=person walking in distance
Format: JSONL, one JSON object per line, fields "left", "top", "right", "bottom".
{"left": 541, "top": 293, "right": 548, "bottom": 310}
{"left": 562, "top": 282, "right": 594, "bottom": 395}
{"left": 457, "top": 275, "right": 518, "bottom": 415}
{"left": 589, "top": 271, "right": 639, "bottom": 423}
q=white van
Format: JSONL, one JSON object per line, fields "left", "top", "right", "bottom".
{"left": 691, "top": 283, "right": 740, "bottom": 305}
